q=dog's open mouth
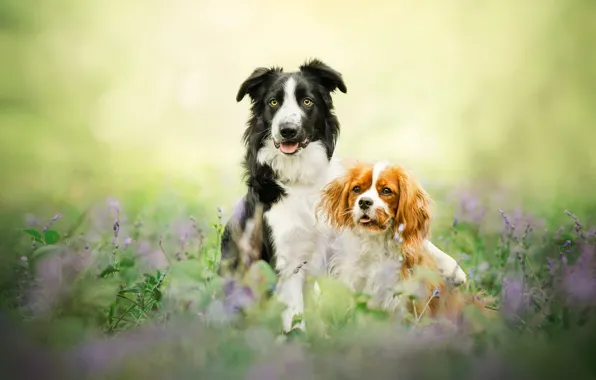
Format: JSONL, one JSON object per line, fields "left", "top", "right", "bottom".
{"left": 358, "top": 216, "right": 378, "bottom": 226}
{"left": 274, "top": 138, "right": 310, "bottom": 155}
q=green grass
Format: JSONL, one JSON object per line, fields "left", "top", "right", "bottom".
{"left": 1, "top": 187, "right": 596, "bottom": 379}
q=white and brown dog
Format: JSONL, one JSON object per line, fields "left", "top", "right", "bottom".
{"left": 318, "top": 161, "right": 475, "bottom": 318}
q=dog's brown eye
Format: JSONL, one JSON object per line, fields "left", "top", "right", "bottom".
{"left": 381, "top": 187, "right": 392, "bottom": 195}
{"left": 352, "top": 186, "right": 361, "bottom": 194}
{"left": 269, "top": 99, "right": 279, "bottom": 107}
{"left": 303, "top": 98, "right": 313, "bottom": 106}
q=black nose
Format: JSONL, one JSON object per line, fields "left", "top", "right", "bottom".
{"left": 279, "top": 124, "right": 298, "bottom": 139}
{"left": 359, "top": 197, "right": 373, "bottom": 210}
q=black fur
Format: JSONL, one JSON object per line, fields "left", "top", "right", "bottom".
{"left": 219, "top": 59, "right": 347, "bottom": 273}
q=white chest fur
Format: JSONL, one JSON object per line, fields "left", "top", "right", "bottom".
{"left": 329, "top": 231, "right": 407, "bottom": 312}
{"left": 259, "top": 140, "right": 344, "bottom": 276}
{"left": 265, "top": 184, "right": 327, "bottom": 275}
{"left": 257, "top": 140, "right": 344, "bottom": 331}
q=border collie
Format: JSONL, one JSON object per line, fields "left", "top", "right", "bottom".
{"left": 220, "top": 59, "right": 347, "bottom": 332}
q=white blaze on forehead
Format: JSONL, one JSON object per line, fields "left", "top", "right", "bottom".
{"left": 271, "top": 76, "right": 304, "bottom": 141}
{"left": 356, "top": 161, "right": 390, "bottom": 214}
{"left": 371, "top": 161, "right": 389, "bottom": 186}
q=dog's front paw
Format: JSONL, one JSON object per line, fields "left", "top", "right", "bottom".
{"left": 282, "top": 309, "right": 306, "bottom": 333}
{"left": 448, "top": 265, "right": 467, "bottom": 286}
{"left": 440, "top": 263, "right": 467, "bottom": 287}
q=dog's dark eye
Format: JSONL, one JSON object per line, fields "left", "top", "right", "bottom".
{"left": 303, "top": 98, "right": 313, "bottom": 107}
{"left": 268, "top": 99, "right": 279, "bottom": 107}
{"left": 352, "top": 186, "right": 361, "bottom": 194}
{"left": 381, "top": 187, "right": 392, "bottom": 195}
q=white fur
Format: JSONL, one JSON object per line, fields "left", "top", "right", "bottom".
{"left": 257, "top": 140, "right": 330, "bottom": 185}
{"left": 326, "top": 161, "right": 467, "bottom": 314}
{"left": 424, "top": 240, "right": 466, "bottom": 286}
{"left": 258, "top": 140, "right": 343, "bottom": 331}
{"left": 271, "top": 77, "right": 304, "bottom": 142}
{"left": 353, "top": 161, "right": 390, "bottom": 226}
{"left": 328, "top": 229, "right": 408, "bottom": 313}
{"left": 328, "top": 230, "right": 465, "bottom": 314}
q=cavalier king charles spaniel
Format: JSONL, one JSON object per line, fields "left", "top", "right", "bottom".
{"left": 318, "top": 161, "right": 480, "bottom": 319}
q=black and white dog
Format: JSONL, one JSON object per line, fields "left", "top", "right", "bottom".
{"left": 220, "top": 59, "right": 347, "bottom": 332}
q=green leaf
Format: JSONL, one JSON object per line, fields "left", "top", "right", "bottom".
{"left": 119, "top": 257, "right": 136, "bottom": 268}
{"left": 119, "top": 287, "right": 141, "bottom": 294}
{"left": 153, "top": 288, "right": 163, "bottom": 302}
{"left": 22, "top": 229, "right": 43, "bottom": 242}
{"left": 31, "top": 245, "right": 60, "bottom": 260}
{"left": 284, "top": 326, "right": 306, "bottom": 340}
{"left": 44, "top": 230, "right": 61, "bottom": 245}
{"left": 100, "top": 265, "right": 120, "bottom": 278}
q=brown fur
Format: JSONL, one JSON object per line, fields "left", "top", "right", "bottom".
{"left": 318, "top": 162, "right": 373, "bottom": 230}
{"left": 319, "top": 161, "right": 493, "bottom": 321}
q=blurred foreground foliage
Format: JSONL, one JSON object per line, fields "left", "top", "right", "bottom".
{"left": 1, "top": 190, "right": 596, "bottom": 379}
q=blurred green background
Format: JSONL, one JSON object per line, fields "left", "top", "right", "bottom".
{"left": 1, "top": 0, "right": 595, "bottom": 219}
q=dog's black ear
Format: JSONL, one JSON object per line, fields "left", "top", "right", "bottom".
{"left": 299, "top": 59, "right": 347, "bottom": 94}
{"left": 236, "top": 67, "right": 280, "bottom": 102}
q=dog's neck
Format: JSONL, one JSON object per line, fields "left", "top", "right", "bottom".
{"left": 351, "top": 228, "right": 402, "bottom": 263}
{"left": 257, "top": 140, "right": 334, "bottom": 186}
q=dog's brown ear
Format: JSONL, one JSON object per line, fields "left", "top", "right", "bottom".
{"left": 299, "top": 58, "right": 347, "bottom": 94}
{"left": 395, "top": 171, "right": 431, "bottom": 255}
{"left": 317, "top": 174, "right": 352, "bottom": 230}
{"left": 236, "top": 66, "right": 281, "bottom": 102}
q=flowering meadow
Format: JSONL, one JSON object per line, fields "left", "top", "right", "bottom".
{"left": 2, "top": 0, "right": 596, "bottom": 378}
{"left": 1, "top": 185, "right": 595, "bottom": 380}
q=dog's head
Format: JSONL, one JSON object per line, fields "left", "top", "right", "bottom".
{"left": 318, "top": 161, "right": 432, "bottom": 254}
{"left": 237, "top": 59, "right": 347, "bottom": 159}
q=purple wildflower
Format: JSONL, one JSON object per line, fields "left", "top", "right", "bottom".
{"left": 456, "top": 190, "right": 487, "bottom": 224}
{"left": 498, "top": 210, "right": 514, "bottom": 232}
{"left": 42, "top": 213, "right": 62, "bottom": 232}
{"left": 224, "top": 282, "right": 255, "bottom": 313}
{"left": 565, "top": 209, "right": 585, "bottom": 239}
{"left": 501, "top": 276, "right": 525, "bottom": 317}
{"left": 432, "top": 287, "right": 440, "bottom": 299}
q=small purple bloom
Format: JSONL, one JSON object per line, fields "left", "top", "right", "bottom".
{"left": 224, "top": 284, "right": 255, "bottom": 313}
{"left": 42, "top": 213, "right": 62, "bottom": 232}
{"left": 432, "top": 287, "right": 440, "bottom": 299}
{"left": 502, "top": 277, "right": 525, "bottom": 317}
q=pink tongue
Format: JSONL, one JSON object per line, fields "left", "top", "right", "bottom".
{"left": 280, "top": 142, "right": 299, "bottom": 154}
